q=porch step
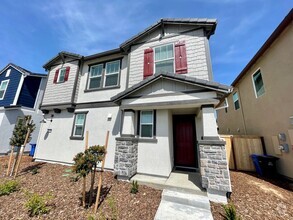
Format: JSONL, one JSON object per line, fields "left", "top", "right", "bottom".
{"left": 162, "top": 189, "right": 211, "bottom": 210}
{"left": 155, "top": 189, "right": 213, "bottom": 220}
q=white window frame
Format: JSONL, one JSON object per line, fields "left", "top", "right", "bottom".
{"left": 233, "top": 92, "right": 240, "bottom": 110}
{"left": 104, "top": 60, "right": 120, "bottom": 88}
{"left": 72, "top": 113, "right": 86, "bottom": 137}
{"left": 252, "top": 68, "right": 265, "bottom": 98}
{"left": 88, "top": 64, "right": 103, "bottom": 89}
{"left": 154, "top": 43, "right": 175, "bottom": 74}
{"left": 140, "top": 110, "right": 154, "bottom": 138}
{"left": 0, "top": 79, "right": 10, "bottom": 100}
{"left": 57, "top": 67, "right": 66, "bottom": 83}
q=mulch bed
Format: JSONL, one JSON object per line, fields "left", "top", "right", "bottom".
{"left": 211, "top": 171, "right": 293, "bottom": 220}
{"left": 0, "top": 156, "right": 161, "bottom": 220}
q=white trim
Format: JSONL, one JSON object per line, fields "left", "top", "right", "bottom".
{"left": 154, "top": 43, "right": 175, "bottom": 74}
{"left": 251, "top": 67, "right": 265, "bottom": 98}
{"left": 140, "top": 110, "right": 154, "bottom": 138}
{"left": 5, "top": 69, "right": 11, "bottom": 77}
{"left": 0, "top": 79, "right": 10, "bottom": 100}
{"left": 33, "top": 78, "right": 43, "bottom": 110}
{"left": 12, "top": 74, "right": 25, "bottom": 105}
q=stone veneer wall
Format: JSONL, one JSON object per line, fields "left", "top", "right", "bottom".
{"left": 198, "top": 140, "right": 232, "bottom": 192}
{"left": 114, "top": 137, "right": 138, "bottom": 179}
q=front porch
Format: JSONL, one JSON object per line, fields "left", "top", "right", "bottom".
{"left": 131, "top": 170, "right": 205, "bottom": 196}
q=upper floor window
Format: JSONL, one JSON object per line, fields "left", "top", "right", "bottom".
{"left": 252, "top": 70, "right": 265, "bottom": 98}
{"left": 57, "top": 68, "right": 66, "bottom": 83}
{"left": 87, "top": 60, "right": 120, "bottom": 90}
{"left": 154, "top": 44, "right": 174, "bottom": 74}
{"left": 143, "top": 42, "right": 187, "bottom": 79}
{"left": 0, "top": 80, "right": 9, "bottom": 100}
{"left": 233, "top": 92, "right": 240, "bottom": 110}
{"left": 53, "top": 67, "right": 70, "bottom": 84}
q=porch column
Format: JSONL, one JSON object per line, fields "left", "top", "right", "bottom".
{"left": 114, "top": 109, "right": 138, "bottom": 180}
{"left": 198, "top": 105, "right": 232, "bottom": 203}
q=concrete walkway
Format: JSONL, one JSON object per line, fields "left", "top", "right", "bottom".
{"left": 154, "top": 189, "right": 213, "bottom": 220}
{"left": 131, "top": 171, "right": 213, "bottom": 219}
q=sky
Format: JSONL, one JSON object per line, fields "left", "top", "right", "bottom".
{"left": 0, "top": 0, "right": 292, "bottom": 85}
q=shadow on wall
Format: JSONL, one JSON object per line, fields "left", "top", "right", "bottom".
{"left": 112, "top": 110, "right": 121, "bottom": 136}
{"left": 5, "top": 109, "right": 24, "bottom": 124}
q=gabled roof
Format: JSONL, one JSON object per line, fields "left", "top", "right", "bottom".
{"left": 232, "top": 9, "right": 293, "bottom": 86}
{"left": 0, "top": 63, "right": 46, "bottom": 77}
{"left": 111, "top": 72, "right": 232, "bottom": 103}
{"left": 120, "top": 18, "right": 217, "bottom": 51}
{"left": 43, "top": 51, "right": 82, "bottom": 70}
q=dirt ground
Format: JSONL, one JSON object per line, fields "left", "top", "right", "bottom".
{"left": 211, "top": 171, "right": 293, "bottom": 220}
{"left": 0, "top": 156, "right": 161, "bottom": 220}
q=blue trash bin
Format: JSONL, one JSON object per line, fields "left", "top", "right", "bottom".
{"left": 29, "top": 144, "right": 36, "bottom": 157}
{"left": 251, "top": 154, "right": 279, "bottom": 177}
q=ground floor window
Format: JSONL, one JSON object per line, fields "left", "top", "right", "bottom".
{"left": 71, "top": 112, "right": 87, "bottom": 139}
{"left": 139, "top": 110, "right": 156, "bottom": 138}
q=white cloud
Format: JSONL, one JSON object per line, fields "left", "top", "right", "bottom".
{"left": 41, "top": 0, "right": 147, "bottom": 55}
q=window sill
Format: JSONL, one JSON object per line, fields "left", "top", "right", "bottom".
{"left": 70, "top": 136, "right": 84, "bottom": 140}
{"left": 84, "top": 86, "right": 120, "bottom": 93}
{"left": 138, "top": 138, "right": 158, "bottom": 143}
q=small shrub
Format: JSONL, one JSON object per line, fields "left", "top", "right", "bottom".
{"left": 222, "top": 203, "right": 241, "bottom": 220}
{"left": 107, "top": 196, "right": 118, "bottom": 220}
{"left": 130, "top": 181, "right": 139, "bottom": 194}
{"left": 0, "top": 180, "right": 19, "bottom": 196}
{"left": 31, "top": 167, "right": 39, "bottom": 175}
{"left": 24, "top": 192, "right": 52, "bottom": 217}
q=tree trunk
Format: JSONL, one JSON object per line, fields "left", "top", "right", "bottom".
{"left": 88, "top": 166, "right": 96, "bottom": 206}
{"left": 6, "top": 146, "right": 14, "bottom": 176}
{"left": 82, "top": 176, "right": 86, "bottom": 207}
{"left": 10, "top": 147, "right": 20, "bottom": 176}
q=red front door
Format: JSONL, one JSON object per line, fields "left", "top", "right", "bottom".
{"left": 173, "top": 115, "right": 197, "bottom": 168}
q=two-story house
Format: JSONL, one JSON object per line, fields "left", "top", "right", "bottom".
{"left": 217, "top": 10, "right": 293, "bottom": 180}
{"left": 35, "top": 18, "right": 232, "bottom": 201}
{"left": 0, "top": 63, "right": 47, "bottom": 154}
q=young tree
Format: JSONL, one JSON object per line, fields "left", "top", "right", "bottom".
{"left": 72, "top": 145, "right": 105, "bottom": 207}
{"left": 9, "top": 115, "right": 36, "bottom": 177}
{"left": 10, "top": 115, "right": 35, "bottom": 147}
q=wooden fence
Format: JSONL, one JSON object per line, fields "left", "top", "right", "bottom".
{"left": 221, "top": 135, "right": 265, "bottom": 171}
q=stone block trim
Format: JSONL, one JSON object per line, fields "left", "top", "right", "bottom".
{"left": 199, "top": 142, "right": 232, "bottom": 192}
{"left": 114, "top": 137, "right": 138, "bottom": 179}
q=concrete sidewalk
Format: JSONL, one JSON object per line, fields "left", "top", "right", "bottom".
{"left": 154, "top": 189, "right": 213, "bottom": 220}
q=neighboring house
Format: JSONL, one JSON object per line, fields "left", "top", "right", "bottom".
{"left": 0, "top": 63, "right": 47, "bottom": 154}
{"left": 35, "top": 18, "right": 232, "bottom": 201}
{"left": 217, "top": 10, "right": 293, "bottom": 180}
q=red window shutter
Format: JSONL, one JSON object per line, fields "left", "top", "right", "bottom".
{"left": 175, "top": 42, "right": 188, "bottom": 74}
{"left": 64, "top": 66, "right": 70, "bottom": 81}
{"left": 143, "top": 48, "right": 154, "bottom": 79}
{"left": 53, "top": 69, "right": 59, "bottom": 83}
